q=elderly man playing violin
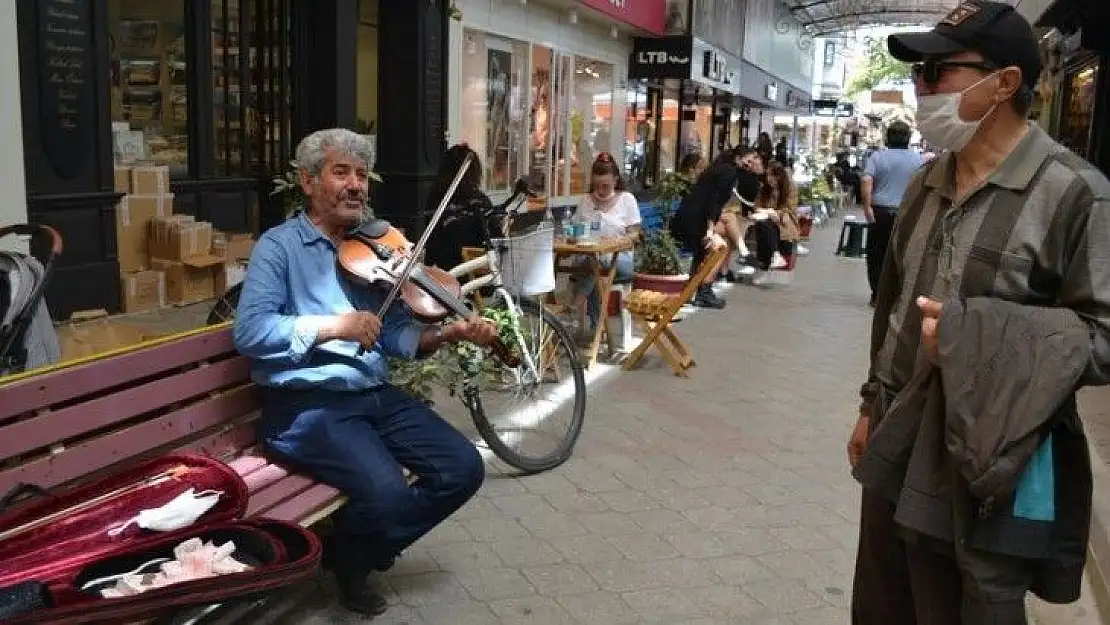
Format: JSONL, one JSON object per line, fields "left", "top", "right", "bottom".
{"left": 233, "top": 128, "right": 496, "bottom": 616}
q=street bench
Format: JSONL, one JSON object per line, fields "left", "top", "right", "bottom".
{"left": 0, "top": 324, "right": 345, "bottom": 621}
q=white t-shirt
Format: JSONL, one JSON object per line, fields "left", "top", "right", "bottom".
{"left": 576, "top": 191, "right": 641, "bottom": 238}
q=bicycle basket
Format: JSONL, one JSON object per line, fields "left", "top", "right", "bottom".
{"left": 491, "top": 226, "right": 556, "bottom": 296}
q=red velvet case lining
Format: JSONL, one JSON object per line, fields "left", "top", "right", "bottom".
{"left": 0, "top": 454, "right": 248, "bottom": 594}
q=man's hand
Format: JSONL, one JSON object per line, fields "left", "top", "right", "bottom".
{"left": 863, "top": 206, "right": 875, "bottom": 223}
{"left": 703, "top": 231, "right": 726, "bottom": 251}
{"left": 322, "top": 311, "right": 382, "bottom": 349}
{"left": 848, "top": 413, "right": 870, "bottom": 470}
{"left": 917, "top": 296, "right": 943, "bottom": 364}
{"left": 450, "top": 317, "right": 500, "bottom": 347}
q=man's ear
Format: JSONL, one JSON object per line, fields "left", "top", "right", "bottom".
{"left": 996, "top": 67, "right": 1023, "bottom": 103}
{"left": 298, "top": 167, "right": 315, "bottom": 196}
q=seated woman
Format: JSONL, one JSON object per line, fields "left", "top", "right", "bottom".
{"left": 716, "top": 148, "right": 764, "bottom": 280}
{"left": 749, "top": 161, "right": 799, "bottom": 275}
{"left": 569, "top": 153, "right": 642, "bottom": 332}
{"left": 424, "top": 144, "right": 502, "bottom": 271}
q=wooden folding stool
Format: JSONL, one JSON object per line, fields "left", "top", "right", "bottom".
{"left": 622, "top": 246, "right": 728, "bottom": 377}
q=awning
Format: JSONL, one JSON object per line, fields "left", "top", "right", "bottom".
{"left": 786, "top": 0, "right": 960, "bottom": 36}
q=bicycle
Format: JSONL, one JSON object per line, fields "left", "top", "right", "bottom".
{"left": 207, "top": 180, "right": 587, "bottom": 474}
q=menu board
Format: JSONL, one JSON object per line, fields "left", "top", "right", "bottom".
{"left": 37, "top": 0, "right": 96, "bottom": 179}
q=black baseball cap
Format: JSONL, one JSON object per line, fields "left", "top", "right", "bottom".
{"left": 887, "top": 1, "right": 1043, "bottom": 89}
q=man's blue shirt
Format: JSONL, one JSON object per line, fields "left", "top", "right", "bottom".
{"left": 863, "top": 148, "right": 926, "bottom": 209}
{"left": 233, "top": 212, "right": 423, "bottom": 391}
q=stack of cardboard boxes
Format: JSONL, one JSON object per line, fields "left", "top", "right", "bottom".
{"left": 113, "top": 165, "right": 254, "bottom": 313}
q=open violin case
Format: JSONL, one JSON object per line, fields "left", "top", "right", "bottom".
{"left": 0, "top": 454, "right": 321, "bottom": 624}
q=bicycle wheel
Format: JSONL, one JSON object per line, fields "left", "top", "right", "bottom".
{"left": 208, "top": 283, "right": 243, "bottom": 325}
{"left": 465, "top": 295, "right": 586, "bottom": 474}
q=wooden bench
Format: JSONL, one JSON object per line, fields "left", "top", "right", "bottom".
{"left": 0, "top": 324, "right": 345, "bottom": 622}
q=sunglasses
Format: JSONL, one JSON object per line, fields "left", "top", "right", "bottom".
{"left": 911, "top": 58, "right": 997, "bottom": 84}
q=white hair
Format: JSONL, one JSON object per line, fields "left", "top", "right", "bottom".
{"left": 294, "top": 128, "right": 375, "bottom": 177}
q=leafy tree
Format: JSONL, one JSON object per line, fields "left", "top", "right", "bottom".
{"left": 844, "top": 36, "right": 911, "bottom": 98}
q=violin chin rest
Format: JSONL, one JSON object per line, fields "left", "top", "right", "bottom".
{"left": 353, "top": 218, "right": 392, "bottom": 239}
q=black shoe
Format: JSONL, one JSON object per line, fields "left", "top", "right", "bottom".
{"left": 334, "top": 572, "right": 389, "bottom": 617}
{"left": 693, "top": 286, "right": 726, "bottom": 309}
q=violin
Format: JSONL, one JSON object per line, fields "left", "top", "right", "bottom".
{"left": 337, "top": 218, "right": 522, "bottom": 368}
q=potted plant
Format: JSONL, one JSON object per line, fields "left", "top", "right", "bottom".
{"left": 632, "top": 171, "right": 692, "bottom": 294}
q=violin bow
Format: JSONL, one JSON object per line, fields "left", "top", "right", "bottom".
{"left": 375, "top": 154, "right": 474, "bottom": 318}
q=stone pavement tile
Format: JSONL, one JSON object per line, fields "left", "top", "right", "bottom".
{"left": 490, "top": 536, "right": 566, "bottom": 569}
{"left": 597, "top": 488, "right": 662, "bottom": 513}
{"left": 522, "top": 562, "right": 600, "bottom": 596}
{"left": 620, "top": 588, "right": 705, "bottom": 622}
{"left": 573, "top": 510, "right": 643, "bottom": 537}
{"left": 545, "top": 533, "right": 626, "bottom": 564}
{"left": 490, "top": 492, "right": 560, "bottom": 517}
{"left": 516, "top": 512, "right": 589, "bottom": 539}
{"left": 605, "top": 532, "right": 682, "bottom": 561}
{"left": 456, "top": 566, "right": 536, "bottom": 602}
{"left": 459, "top": 513, "right": 531, "bottom": 542}
{"left": 678, "top": 584, "right": 765, "bottom": 620}
{"left": 666, "top": 531, "right": 738, "bottom": 559}
{"left": 489, "top": 595, "right": 576, "bottom": 624}
{"left": 432, "top": 539, "right": 505, "bottom": 572}
{"left": 743, "top": 577, "right": 831, "bottom": 614}
{"left": 417, "top": 600, "right": 500, "bottom": 625}
{"left": 387, "top": 571, "right": 471, "bottom": 607}
{"left": 790, "top": 605, "right": 851, "bottom": 625}
{"left": 555, "top": 590, "right": 641, "bottom": 623}
{"left": 537, "top": 489, "right": 610, "bottom": 514}
{"left": 627, "top": 508, "right": 702, "bottom": 535}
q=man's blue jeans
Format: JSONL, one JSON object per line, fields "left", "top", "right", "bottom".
{"left": 259, "top": 385, "right": 484, "bottom": 579}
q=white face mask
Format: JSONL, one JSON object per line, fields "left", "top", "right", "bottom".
{"left": 108, "top": 488, "right": 223, "bottom": 537}
{"left": 916, "top": 72, "right": 1001, "bottom": 153}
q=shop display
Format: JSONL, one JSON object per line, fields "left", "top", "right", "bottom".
{"left": 109, "top": 5, "right": 188, "bottom": 174}
{"left": 1058, "top": 57, "right": 1099, "bottom": 160}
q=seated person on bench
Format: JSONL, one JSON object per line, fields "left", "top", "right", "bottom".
{"left": 568, "top": 153, "right": 641, "bottom": 334}
{"left": 233, "top": 128, "right": 497, "bottom": 617}
{"left": 749, "top": 160, "right": 799, "bottom": 273}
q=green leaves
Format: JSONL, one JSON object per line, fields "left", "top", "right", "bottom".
{"left": 844, "top": 37, "right": 911, "bottom": 98}
{"left": 387, "top": 306, "right": 523, "bottom": 403}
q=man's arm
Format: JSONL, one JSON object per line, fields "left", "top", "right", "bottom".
{"left": 233, "top": 235, "right": 343, "bottom": 363}
{"left": 861, "top": 154, "right": 878, "bottom": 221}
{"left": 1059, "top": 196, "right": 1110, "bottom": 386}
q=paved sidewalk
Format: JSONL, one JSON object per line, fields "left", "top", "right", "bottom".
{"left": 286, "top": 221, "right": 1099, "bottom": 624}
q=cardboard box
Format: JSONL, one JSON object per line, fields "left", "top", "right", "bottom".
{"left": 114, "top": 167, "right": 131, "bottom": 194}
{"left": 153, "top": 256, "right": 222, "bottom": 305}
{"left": 150, "top": 216, "right": 212, "bottom": 262}
{"left": 120, "top": 270, "right": 165, "bottom": 313}
{"left": 115, "top": 194, "right": 173, "bottom": 273}
{"left": 130, "top": 165, "right": 170, "bottom": 194}
{"left": 56, "top": 310, "right": 152, "bottom": 362}
{"left": 219, "top": 232, "right": 254, "bottom": 262}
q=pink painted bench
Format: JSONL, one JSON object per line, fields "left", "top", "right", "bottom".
{"left": 0, "top": 325, "right": 345, "bottom": 620}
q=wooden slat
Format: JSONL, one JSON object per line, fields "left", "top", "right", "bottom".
{"left": 246, "top": 475, "right": 317, "bottom": 516}
{"left": 262, "top": 483, "right": 343, "bottom": 523}
{"left": 176, "top": 419, "right": 259, "bottom": 460}
{"left": 0, "top": 328, "right": 237, "bottom": 421}
{"left": 227, "top": 456, "right": 269, "bottom": 479}
{"left": 0, "top": 386, "right": 257, "bottom": 493}
{"left": 0, "top": 357, "right": 250, "bottom": 462}
{"left": 240, "top": 463, "right": 293, "bottom": 494}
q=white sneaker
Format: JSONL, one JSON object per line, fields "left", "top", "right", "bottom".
{"left": 752, "top": 272, "right": 769, "bottom": 286}
{"left": 737, "top": 265, "right": 757, "bottom": 276}
{"left": 770, "top": 252, "right": 788, "bottom": 269}
{"left": 795, "top": 244, "right": 810, "bottom": 256}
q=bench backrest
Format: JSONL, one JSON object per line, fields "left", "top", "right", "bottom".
{"left": 0, "top": 326, "right": 258, "bottom": 495}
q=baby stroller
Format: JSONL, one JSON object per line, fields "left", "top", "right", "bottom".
{"left": 0, "top": 224, "right": 63, "bottom": 376}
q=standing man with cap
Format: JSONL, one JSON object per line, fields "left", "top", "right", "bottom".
{"left": 847, "top": 2, "right": 1110, "bottom": 623}
{"left": 861, "top": 120, "right": 924, "bottom": 306}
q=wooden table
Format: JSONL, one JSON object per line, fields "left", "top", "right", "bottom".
{"left": 553, "top": 237, "right": 634, "bottom": 368}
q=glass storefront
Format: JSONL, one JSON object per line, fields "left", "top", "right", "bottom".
{"left": 456, "top": 27, "right": 618, "bottom": 201}
{"left": 1058, "top": 55, "right": 1099, "bottom": 160}
{"left": 109, "top": 0, "right": 189, "bottom": 176}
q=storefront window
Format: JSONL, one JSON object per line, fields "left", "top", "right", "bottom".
{"left": 568, "top": 56, "right": 614, "bottom": 195}
{"left": 529, "top": 46, "right": 572, "bottom": 198}
{"left": 458, "top": 29, "right": 529, "bottom": 193}
{"left": 657, "top": 82, "right": 680, "bottom": 179}
{"left": 108, "top": 0, "right": 188, "bottom": 177}
{"left": 624, "top": 83, "right": 652, "bottom": 188}
{"left": 679, "top": 86, "right": 712, "bottom": 165}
